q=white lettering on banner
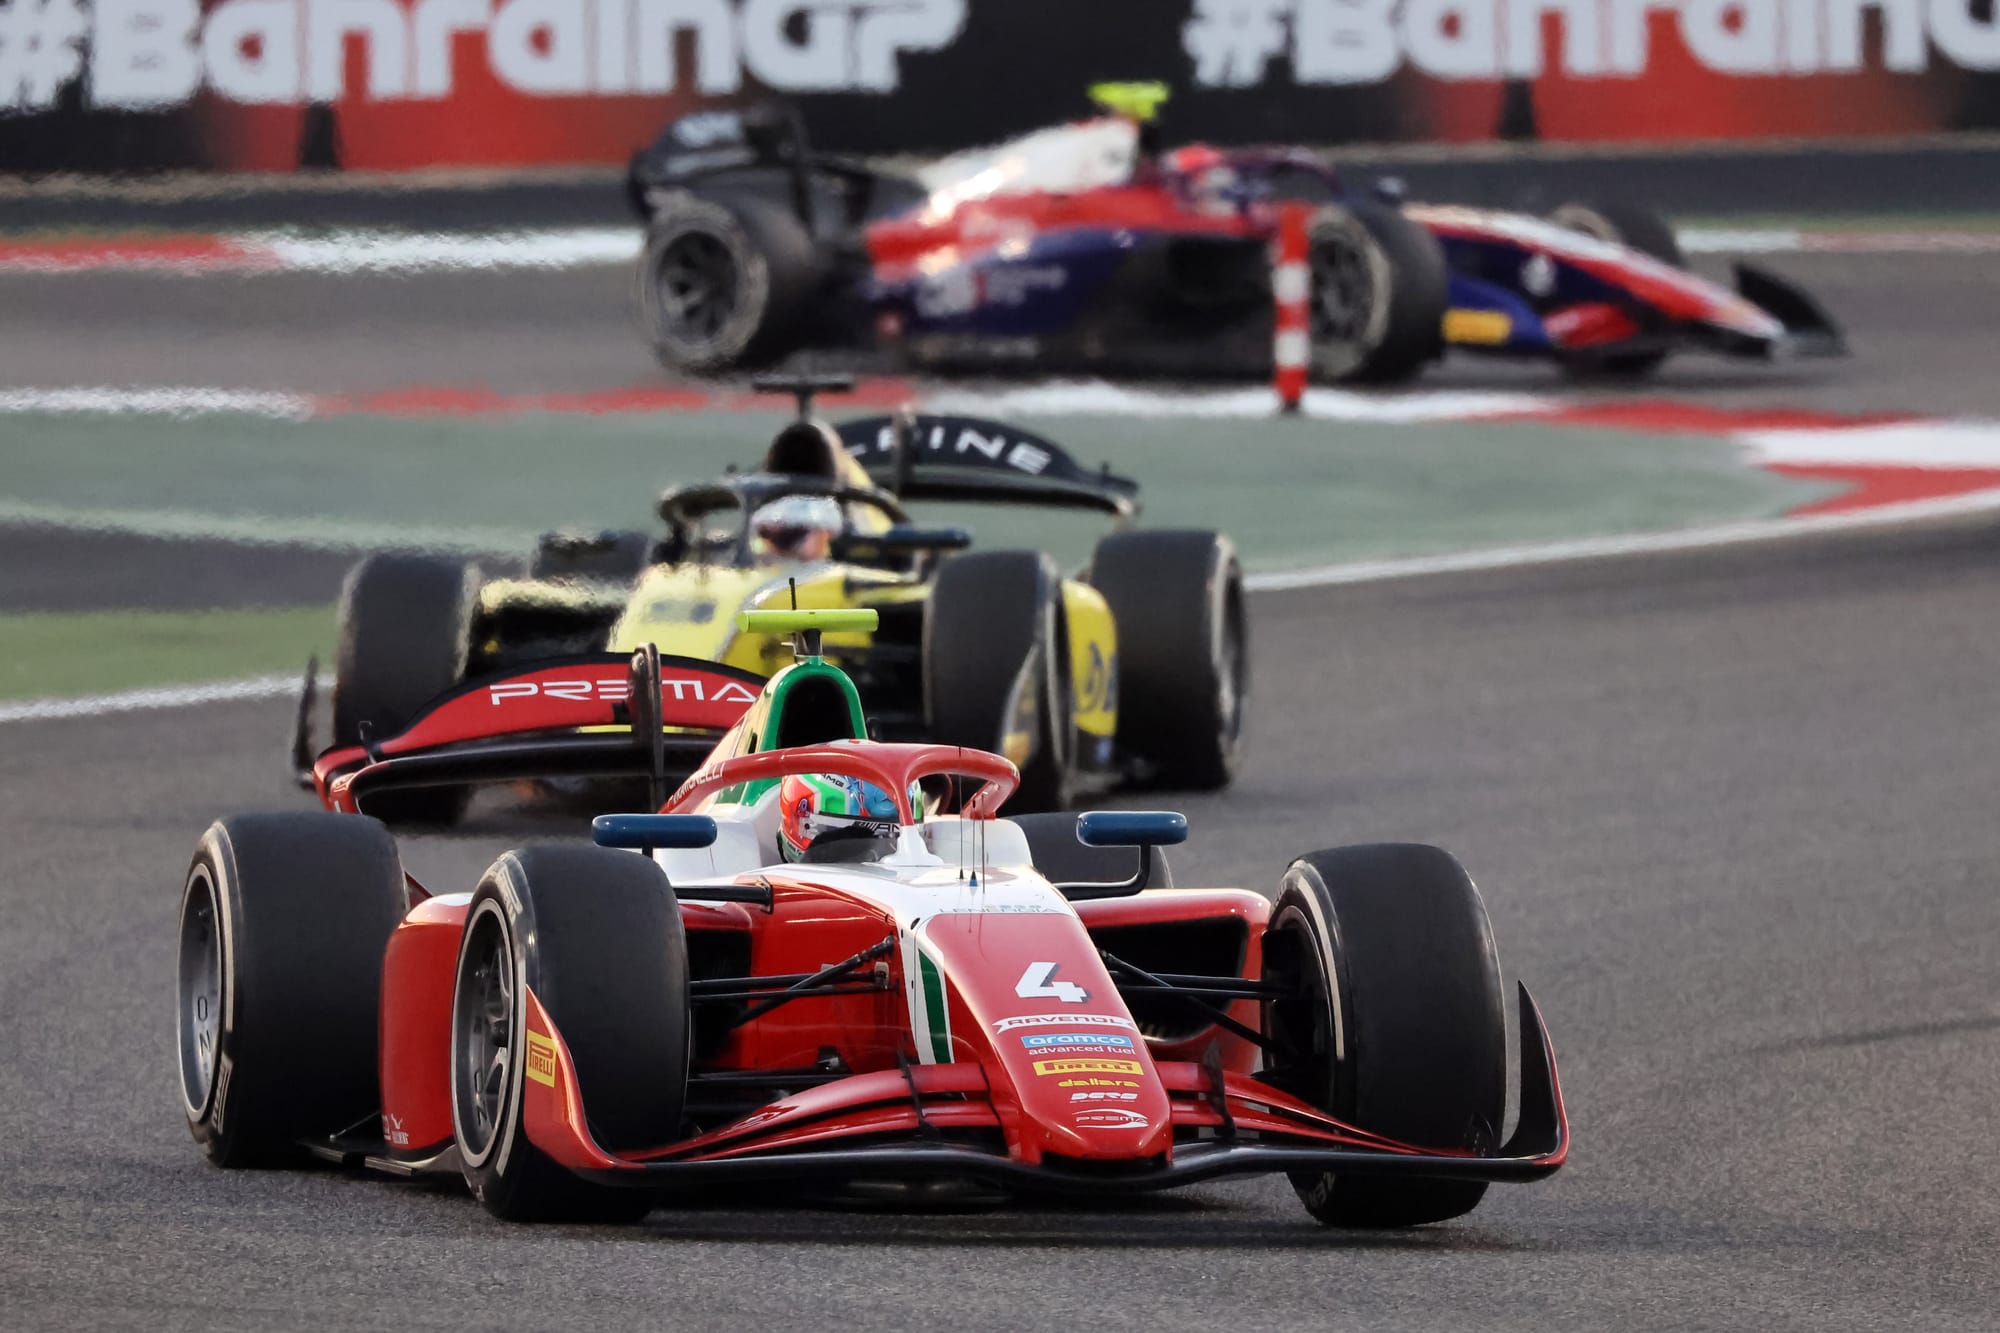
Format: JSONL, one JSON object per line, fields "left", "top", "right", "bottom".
{"left": 91, "top": 0, "right": 199, "bottom": 108}
{"left": 412, "top": 0, "right": 489, "bottom": 100}
{"left": 490, "top": 0, "right": 588, "bottom": 94}
{"left": 204, "top": 0, "right": 302, "bottom": 103}
{"left": 0, "top": 0, "right": 962, "bottom": 112}
{"left": 1181, "top": 0, "right": 2000, "bottom": 88}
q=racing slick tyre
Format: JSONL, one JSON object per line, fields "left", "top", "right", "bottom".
{"left": 526, "top": 529, "right": 654, "bottom": 583}
{"left": 1086, "top": 530, "right": 1246, "bottom": 790}
{"left": 178, "top": 813, "right": 406, "bottom": 1167}
{"left": 1548, "top": 201, "right": 1685, "bottom": 378}
{"left": 332, "top": 552, "right": 479, "bottom": 827}
{"left": 1010, "top": 811, "right": 1175, "bottom": 889}
{"left": 1306, "top": 200, "right": 1449, "bottom": 385}
{"left": 452, "top": 844, "right": 690, "bottom": 1223}
{"left": 925, "top": 551, "right": 1072, "bottom": 814}
{"left": 637, "top": 192, "right": 820, "bottom": 373}
{"left": 1260, "top": 844, "right": 1507, "bottom": 1228}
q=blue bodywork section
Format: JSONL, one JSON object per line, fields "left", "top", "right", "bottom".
{"left": 1443, "top": 272, "right": 1552, "bottom": 351}
{"left": 871, "top": 227, "right": 1140, "bottom": 337}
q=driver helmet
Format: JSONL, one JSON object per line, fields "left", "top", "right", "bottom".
{"left": 751, "top": 494, "right": 843, "bottom": 563}
{"left": 1165, "top": 145, "right": 1239, "bottom": 216}
{"left": 778, "top": 774, "right": 923, "bottom": 863}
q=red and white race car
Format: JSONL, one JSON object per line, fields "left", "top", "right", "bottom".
{"left": 177, "top": 610, "right": 1566, "bottom": 1227}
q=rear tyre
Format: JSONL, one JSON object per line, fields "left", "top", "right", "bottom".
{"left": 333, "top": 553, "right": 478, "bottom": 827}
{"left": 1260, "top": 844, "right": 1506, "bottom": 1227}
{"left": 925, "top": 552, "right": 1071, "bottom": 813}
{"left": 1306, "top": 200, "right": 1449, "bottom": 385}
{"left": 637, "top": 193, "right": 820, "bottom": 373}
{"left": 1010, "top": 811, "right": 1175, "bottom": 888}
{"left": 1548, "top": 201, "right": 1684, "bottom": 378}
{"left": 179, "top": 813, "right": 406, "bottom": 1167}
{"left": 527, "top": 529, "right": 654, "bottom": 584}
{"left": 453, "top": 845, "right": 690, "bottom": 1223}
{"left": 1086, "top": 530, "right": 1246, "bottom": 790}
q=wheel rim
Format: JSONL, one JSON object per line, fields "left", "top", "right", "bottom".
{"left": 453, "top": 908, "right": 515, "bottom": 1161}
{"left": 1260, "top": 905, "right": 1338, "bottom": 1106}
{"left": 653, "top": 230, "right": 740, "bottom": 345}
{"left": 1214, "top": 581, "right": 1248, "bottom": 752}
{"left": 1308, "top": 236, "right": 1380, "bottom": 345}
{"left": 176, "top": 868, "right": 223, "bottom": 1115}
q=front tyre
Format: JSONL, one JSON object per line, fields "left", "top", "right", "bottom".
{"left": 1306, "top": 200, "right": 1448, "bottom": 385}
{"left": 1260, "top": 844, "right": 1507, "bottom": 1227}
{"left": 179, "top": 813, "right": 406, "bottom": 1167}
{"left": 1086, "top": 530, "right": 1246, "bottom": 790}
{"left": 452, "top": 845, "right": 691, "bottom": 1223}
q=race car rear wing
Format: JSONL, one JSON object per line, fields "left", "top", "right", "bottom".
{"left": 838, "top": 413, "right": 1141, "bottom": 520}
{"left": 296, "top": 648, "right": 765, "bottom": 817}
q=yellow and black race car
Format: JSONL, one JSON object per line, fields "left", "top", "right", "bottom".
{"left": 314, "top": 378, "right": 1247, "bottom": 825}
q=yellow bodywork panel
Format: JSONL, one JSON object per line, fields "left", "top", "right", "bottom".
{"left": 1443, "top": 309, "right": 1513, "bottom": 345}
{"left": 605, "top": 559, "right": 1119, "bottom": 754}
{"left": 608, "top": 563, "right": 911, "bottom": 677}
{"left": 1062, "top": 580, "right": 1117, "bottom": 739}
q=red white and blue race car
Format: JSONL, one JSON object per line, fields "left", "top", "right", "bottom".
{"left": 177, "top": 610, "right": 1567, "bottom": 1226}
{"left": 628, "top": 86, "right": 1842, "bottom": 386}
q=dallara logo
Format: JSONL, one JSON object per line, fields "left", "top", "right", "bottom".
{"left": 525, "top": 1030, "right": 558, "bottom": 1088}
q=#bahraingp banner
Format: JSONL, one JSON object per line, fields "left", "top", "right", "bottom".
{"left": 0, "top": 0, "right": 1997, "bottom": 173}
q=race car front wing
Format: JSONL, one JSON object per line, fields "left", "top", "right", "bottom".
{"left": 542, "top": 983, "right": 1568, "bottom": 1195}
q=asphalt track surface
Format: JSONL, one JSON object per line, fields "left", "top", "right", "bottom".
{"left": 1, "top": 247, "right": 1999, "bottom": 415}
{"left": 5, "top": 254, "right": 2000, "bottom": 1330}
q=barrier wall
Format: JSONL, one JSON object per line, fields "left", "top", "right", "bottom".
{"left": 3, "top": 0, "right": 1998, "bottom": 173}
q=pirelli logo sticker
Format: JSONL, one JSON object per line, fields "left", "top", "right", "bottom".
{"left": 1033, "top": 1058, "right": 1143, "bottom": 1077}
{"left": 525, "top": 1030, "right": 558, "bottom": 1087}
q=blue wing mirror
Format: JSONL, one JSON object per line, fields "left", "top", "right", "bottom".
{"left": 1056, "top": 811, "right": 1187, "bottom": 901}
{"left": 592, "top": 814, "right": 719, "bottom": 850}
{"left": 1075, "top": 810, "right": 1187, "bottom": 848}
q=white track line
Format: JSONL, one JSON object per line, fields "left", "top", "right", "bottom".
{"left": 256, "top": 228, "right": 641, "bottom": 275}
{"left": 0, "top": 675, "right": 299, "bottom": 726}
{"left": 1679, "top": 227, "right": 2000, "bottom": 255}
{"left": 1740, "top": 420, "right": 2000, "bottom": 467}
{"left": 927, "top": 381, "right": 1556, "bottom": 422}
{"left": 0, "top": 499, "right": 519, "bottom": 555}
{"left": 0, "top": 387, "right": 319, "bottom": 418}
{"left": 1244, "top": 484, "right": 2000, "bottom": 591}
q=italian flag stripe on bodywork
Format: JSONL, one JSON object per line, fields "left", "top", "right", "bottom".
{"left": 919, "top": 951, "right": 952, "bottom": 1064}
{"left": 901, "top": 928, "right": 954, "bottom": 1065}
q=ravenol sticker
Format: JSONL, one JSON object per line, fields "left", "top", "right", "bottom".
{"left": 1022, "top": 1033, "right": 1135, "bottom": 1051}
{"left": 993, "top": 1013, "right": 1137, "bottom": 1034}
{"left": 1033, "top": 1058, "right": 1143, "bottom": 1077}
{"left": 525, "top": 1030, "right": 558, "bottom": 1087}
